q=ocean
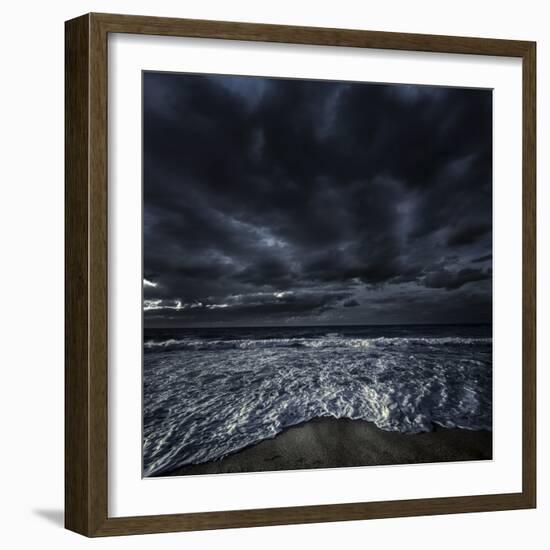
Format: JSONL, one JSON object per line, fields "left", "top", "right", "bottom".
{"left": 143, "top": 324, "right": 492, "bottom": 477}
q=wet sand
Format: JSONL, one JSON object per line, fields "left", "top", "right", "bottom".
{"left": 157, "top": 417, "right": 492, "bottom": 477}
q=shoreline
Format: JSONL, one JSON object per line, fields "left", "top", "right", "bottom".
{"left": 154, "top": 417, "right": 492, "bottom": 477}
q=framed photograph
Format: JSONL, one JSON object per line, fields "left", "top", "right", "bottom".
{"left": 65, "top": 13, "right": 536, "bottom": 536}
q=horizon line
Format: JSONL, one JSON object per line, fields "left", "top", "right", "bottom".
{"left": 143, "top": 321, "right": 493, "bottom": 330}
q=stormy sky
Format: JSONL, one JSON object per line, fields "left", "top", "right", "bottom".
{"left": 143, "top": 71, "right": 492, "bottom": 327}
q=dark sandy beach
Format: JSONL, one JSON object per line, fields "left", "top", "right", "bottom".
{"left": 158, "top": 417, "right": 492, "bottom": 477}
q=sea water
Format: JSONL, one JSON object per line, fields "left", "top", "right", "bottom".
{"left": 143, "top": 324, "right": 492, "bottom": 476}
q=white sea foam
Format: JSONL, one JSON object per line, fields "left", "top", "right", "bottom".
{"left": 144, "top": 335, "right": 491, "bottom": 352}
{"left": 143, "top": 332, "right": 492, "bottom": 476}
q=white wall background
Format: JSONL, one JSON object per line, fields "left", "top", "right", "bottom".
{"left": 0, "top": 0, "right": 546, "bottom": 547}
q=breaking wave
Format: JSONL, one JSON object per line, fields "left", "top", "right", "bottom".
{"left": 143, "top": 326, "right": 492, "bottom": 476}
{"left": 144, "top": 335, "right": 491, "bottom": 352}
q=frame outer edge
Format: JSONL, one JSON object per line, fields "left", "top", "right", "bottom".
{"left": 65, "top": 13, "right": 92, "bottom": 536}
{"left": 90, "top": 11, "right": 532, "bottom": 56}
{"left": 64, "top": 12, "right": 537, "bottom": 536}
{"left": 522, "top": 41, "right": 536, "bottom": 508}
{"left": 88, "top": 12, "right": 110, "bottom": 535}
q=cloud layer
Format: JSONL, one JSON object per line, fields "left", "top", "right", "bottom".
{"left": 143, "top": 72, "right": 492, "bottom": 326}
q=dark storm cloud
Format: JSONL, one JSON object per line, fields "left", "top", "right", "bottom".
{"left": 143, "top": 72, "right": 492, "bottom": 326}
{"left": 144, "top": 289, "right": 352, "bottom": 324}
{"left": 422, "top": 267, "right": 491, "bottom": 291}
{"left": 472, "top": 254, "right": 493, "bottom": 263}
{"left": 358, "top": 281, "right": 492, "bottom": 325}
{"left": 447, "top": 222, "right": 492, "bottom": 247}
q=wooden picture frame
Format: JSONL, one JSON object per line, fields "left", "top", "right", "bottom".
{"left": 65, "top": 12, "right": 536, "bottom": 537}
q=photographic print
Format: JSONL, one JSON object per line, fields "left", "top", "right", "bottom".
{"left": 142, "top": 72, "right": 493, "bottom": 478}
